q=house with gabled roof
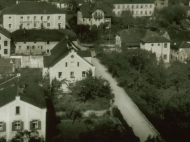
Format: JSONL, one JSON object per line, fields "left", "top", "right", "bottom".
{"left": 0, "top": 75, "right": 47, "bottom": 141}
{"left": 77, "top": 1, "right": 112, "bottom": 27}
{"left": 52, "top": 0, "right": 84, "bottom": 9}
{"left": 112, "top": 0, "right": 155, "bottom": 17}
{"left": 43, "top": 37, "right": 95, "bottom": 91}
{"left": 0, "top": 27, "right": 11, "bottom": 57}
{"left": 2, "top": 1, "right": 66, "bottom": 32}
{"left": 140, "top": 31, "right": 170, "bottom": 62}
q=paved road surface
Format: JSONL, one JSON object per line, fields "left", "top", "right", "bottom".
{"left": 92, "top": 57, "right": 159, "bottom": 142}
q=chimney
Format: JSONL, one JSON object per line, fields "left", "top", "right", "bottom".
{"left": 16, "top": 95, "right": 20, "bottom": 101}
{"left": 10, "top": 59, "right": 13, "bottom": 63}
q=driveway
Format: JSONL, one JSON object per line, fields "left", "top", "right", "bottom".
{"left": 92, "top": 57, "right": 159, "bottom": 142}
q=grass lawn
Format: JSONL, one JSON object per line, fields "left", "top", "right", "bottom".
{"left": 55, "top": 94, "right": 110, "bottom": 112}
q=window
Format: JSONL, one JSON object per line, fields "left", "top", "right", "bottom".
{"left": 0, "top": 36, "right": 1, "bottom": 40}
{"left": 151, "top": 44, "right": 154, "bottom": 46}
{"left": 41, "top": 46, "right": 43, "bottom": 49}
{"left": 0, "top": 122, "right": 3, "bottom": 131}
{"left": 27, "top": 46, "right": 29, "bottom": 50}
{"left": 77, "top": 62, "right": 79, "bottom": 67}
{"left": 9, "top": 24, "right": 11, "bottom": 28}
{"left": 158, "top": 43, "right": 160, "bottom": 46}
{"left": 149, "top": 11, "right": 152, "bottom": 14}
{"left": 70, "top": 72, "right": 74, "bottom": 78}
{"left": 47, "top": 23, "right": 50, "bottom": 27}
{"left": 9, "top": 16, "right": 11, "bottom": 19}
{"left": 20, "top": 16, "right": 23, "bottom": 19}
{"left": 24, "top": 42, "right": 26, "bottom": 44}
{"left": 164, "top": 54, "right": 167, "bottom": 59}
{"left": 34, "top": 16, "right": 36, "bottom": 20}
{"left": 27, "top": 23, "right": 30, "bottom": 26}
{"left": 34, "top": 23, "right": 36, "bottom": 27}
{"left": 122, "top": 5, "right": 125, "bottom": 9}
{"left": 4, "top": 41, "right": 8, "bottom": 46}
{"left": 145, "top": 11, "right": 147, "bottom": 15}
{"left": 58, "top": 23, "right": 61, "bottom": 29}
{"left": 164, "top": 43, "right": 167, "bottom": 48}
{"left": 118, "top": 5, "right": 120, "bottom": 9}
{"left": 65, "top": 62, "right": 67, "bottom": 67}
{"left": 47, "top": 41, "right": 49, "bottom": 44}
{"left": 41, "top": 16, "right": 43, "bottom": 20}
{"left": 30, "top": 120, "right": 41, "bottom": 130}
{"left": 58, "top": 16, "right": 61, "bottom": 20}
{"left": 27, "top": 16, "right": 30, "bottom": 20}
{"left": 15, "top": 121, "right": 21, "bottom": 130}
{"left": 141, "top": 11, "right": 143, "bottom": 14}
{"left": 32, "top": 46, "right": 35, "bottom": 49}
{"left": 47, "top": 49, "right": 49, "bottom": 53}
{"left": 82, "top": 71, "right": 86, "bottom": 77}
{"left": 58, "top": 72, "right": 62, "bottom": 78}
{"left": 19, "top": 46, "right": 21, "bottom": 49}
{"left": 16, "top": 106, "right": 20, "bottom": 115}
{"left": 141, "top": 5, "right": 143, "bottom": 8}
{"left": 4, "top": 49, "right": 7, "bottom": 54}
{"left": 150, "top": 4, "right": 152, "bottom": 8}
{"left": 47, "top": 16, "right": 50, "bottom": 20}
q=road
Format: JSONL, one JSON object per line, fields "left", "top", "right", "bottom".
{"left": 92, "top": 57, "right": 159, "bottom": 142}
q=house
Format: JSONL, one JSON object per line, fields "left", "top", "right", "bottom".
{"left": 0, "top": 75, "right": 47, "bottom": 141}
{"left": 115, "top": 29, "right": 147, "bottom": 49}
{"left": 154, "top": 0, "right": 168, "bottom": 9}
{"left": 11, "top": 29, "right": 69, "bottom": 56}
{"left": 170, "top": 41, "right": 190, "bottom": 62}
{"left": 43, "top": 37, "right": 95, "bottom": 91}
{"left": 52, "top": 0, "right": 84, "bottom": 9}
{"left": 0, "top": 27, "right": 11, "bottom": 57}
{"left": 140, "top": 31, "right": 170, "bottom": 62}
{"left": 112, "top": 0, "right": 155, "bottom": 17}
{"left": 77, "top": 1, "right": 112, "bottom": 27}
{"left": 2, "top": 1, "right": 66, "bottom": 32}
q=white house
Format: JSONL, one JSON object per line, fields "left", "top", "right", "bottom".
{"left": 52, "top": 0, "right": 84, "bottom": 9}
{"left": 77, "top": 1, "right": 112, "bottom": 27}
{"left": 140, "top": 32, "right": 170, "bottom": 62}
{"left": 43, "top": 37, "right": 95, "bottom": 91}
{"left": 2, "top": 1, "right": 66, "bottom": 32}
{"left": 0, "top": 27, "right": 11, "bottom": 57}
{"left": 112, "top": 0, "right": 155, "bottom": 17}
{"left": 0, "top": 76, "right": 47, "bottom": 141}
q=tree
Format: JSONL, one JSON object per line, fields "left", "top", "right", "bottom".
{"left": 0, "top": 136, "right": 6, "bottom": 142}
{"left": 69, "top": 75, "right": 112, "bottom": 103}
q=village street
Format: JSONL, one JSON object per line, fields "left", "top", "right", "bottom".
{"left": 92, "top": 57, "right": 159, "bottom": 142}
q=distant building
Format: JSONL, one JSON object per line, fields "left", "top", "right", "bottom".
{"left": 112, "top": 0, "right": 155, "bottom": 17}
{"left": 43, "top": 37, "right": 95, "bottom": 91}
{"left": 140, "top": 31, "right": 170, "bottom": 62}
{"left": 0, "top": 75, "right": 47, "bottom": 141}
{"left": 77, "top": 1, "right": 112, "bottom": 27}
{"left": 0, "top": 27, "right": 11, "bottom": 57}
{"left": 2, "top": 1, "right": 66, "bottom": 32}
{"left": 154, "top": 0, "right": 168, "bottom": 9}
{"left": 52, "top": 0, "right": 84, "bottom": 9}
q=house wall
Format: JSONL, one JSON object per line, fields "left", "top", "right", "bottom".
{"left": 14, "top": 41, "right": 58, "bottom": 55}
{"left": 49, "top": 50, "right": 95, "bottom": 83}
{"left": 3, "top": 14, "right": 66, "bottom": 32}
{"left": 0, "top": 96, "right": 46, "bottom": 141}
{"left": 154, "top": 0, "right": 168, "bottom": 9}
{"left": 140, "top": 42, "right": 170, "bottom": 62}
{"left": 113, "top": 3, "right": 155, "bottom": 17}
{"left": 0, "top": 34, "right": 11, "bottom": 57}
{"left": 78, "top": 9, "right": 111, "bottom": 27}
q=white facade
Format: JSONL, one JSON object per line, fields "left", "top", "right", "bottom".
{"left": 14, "top": 41, "right": 58, "bottom": 55}
{"left": 140, "top": 42, "right": 170, "bottom": 62}
{"left": 48, "top": 50, "right": 95, "bottom": 81}
{"left": 3, "top": 14, "right": 66, "bottom": 32}
{"left": 113, "top": 3, "right": 155, "bottom": 17}
{"left": 0, "top": 96, "right": 46, "bottom": 141}
{"left": 0, "top": 34, "right": 11, "bottom": 57}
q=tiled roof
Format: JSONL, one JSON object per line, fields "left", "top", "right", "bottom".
{"left": 2, "top": 1, "right": 65, "bottom": 14}
{"left": 170, "top": 41, "right": 183, "bottom": 50}
{"left": 112, "top": 0, "right": 154, "bottom": 4}
{"left": 0, "top": 27, "right": 11, "bottom": 39}
{"left": 80, "top": 2, "right": 112, "bottom": 18}
{"left": 0, "top": 75, "right": 46, "bottom": 108}
{"left": 180, "top": 41, "right": 190, "bottom": 49}
{"left": 141, "top": 35, "right": 170, "bottom": 43}
{"left": 11, "top": 29, "right": 67, "bottom": 42}
{"left": 52, "top": 0, "right": 84, "bottom": 3}
{"left": 118, "top": 29, "right": 147, "bottom": 44}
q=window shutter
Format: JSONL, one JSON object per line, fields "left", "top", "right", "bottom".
{"left": 21, "top": 121, "right": 24, "bottom": 130}
{"left": 12, "top": 122, "right": 15, "bottom": 131}
{"left": 30, "top": 121, "right": 33, "bottom": 130}
{"left": 38, "top": 121, "right": 41, "bottom": 130}
{"left": 3, "top": 122, "right": 6, "bottom": 131}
